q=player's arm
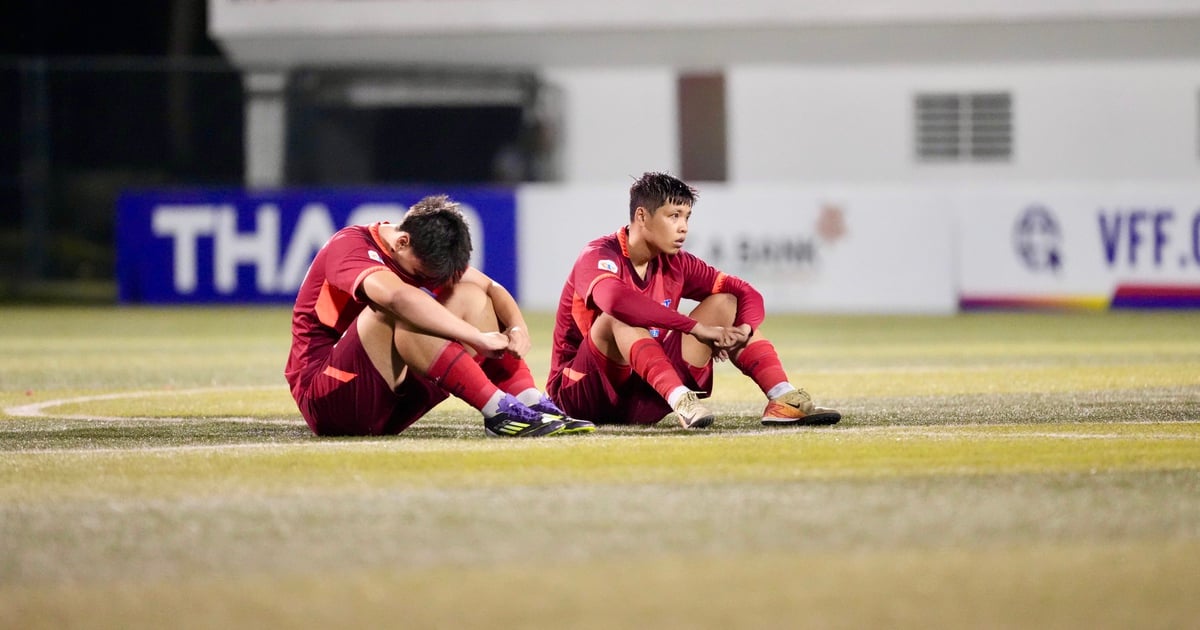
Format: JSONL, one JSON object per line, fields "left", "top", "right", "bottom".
{"left": 674, "top": 256, "right": 764, "bottom": 353}
{"left": 460, "top": 266, "right": 530, "bottom": 357}
{"left": 590, "top": 275, "right": 699, "bottom": 333}
{"left": 574, "top": 242, "right": 727, "bottom": 342}
{"left": 715, "top": 274, "right": 765, "bottom": 338}
{"left": 359, "top": 269, "right": 508, "bottom": 357}
{"left": 679, "top": 255, "right": 765, "bottom": 334}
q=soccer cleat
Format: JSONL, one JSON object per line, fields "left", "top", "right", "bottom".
{"left": 485, "top": 395, "right": 567, "bottom": 438}
{"left": 529, "top": 395, "right": 596, "bottom": 434}
{"left": 674, "top": 391, "right": 715, "bottom": 429}
{"left": 761, "top": 388, "right": 841, "bottom": 426}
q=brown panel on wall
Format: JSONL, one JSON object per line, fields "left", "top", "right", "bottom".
{"left": 678, "top": 73, "right": 727, "bottom": 181}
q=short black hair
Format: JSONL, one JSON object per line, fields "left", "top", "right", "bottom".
{"left": 398, "top": 195, "right": 472, "bottom": 286}
{"left": 629, "top": 172, "right": 698, "bottom": 222}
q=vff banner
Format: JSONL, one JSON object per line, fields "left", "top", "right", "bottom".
{"left": 957, "top": 184, "right": 1200, "bottom": 309}
{"left": 117, "top": 188, "right": 518, "bottom": 304}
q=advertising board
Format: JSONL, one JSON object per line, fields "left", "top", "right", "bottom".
{"left": 117, "top": 188, "right": 517, "bottom": 304}
{"left": 518, "top": 184, "right": 957, "bottom": 314}
{"left": 957, "top": 185, "right": 1200, "bottom": 309}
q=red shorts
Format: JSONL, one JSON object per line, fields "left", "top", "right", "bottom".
{"left": 294, "top": 320, "right": 448, "bottom": 436}
{"left": 549, "top": 331, "right": 713, "bottom": 425}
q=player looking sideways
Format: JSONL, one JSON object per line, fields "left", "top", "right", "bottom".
{"left": 285, "top": 194, "right": 594, "bottom": 438}
{"left": 547, "top": 172, "right": 841, "bottom": 429}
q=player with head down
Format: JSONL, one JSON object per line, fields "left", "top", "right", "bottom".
{"left": 548, "top": 172, "right": 841, "bottom": 429}
{"left": 286, "top": 194, "right": 594, "bottom": 438}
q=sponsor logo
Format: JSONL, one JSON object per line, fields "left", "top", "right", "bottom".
{"left": 1013, "top": 204, "right": 1062, "bottom": 272}
{"left": 1098, "top": 206, "right": 1200, "bottom": 270}
{"left": 816, "top": 204, "right": 847, "bottom": 244}
{"left": 121, "top": 190, "right": 517, "bottom": 303}
{"left": 598, "top": 259, "right": 618, "bottom": 273}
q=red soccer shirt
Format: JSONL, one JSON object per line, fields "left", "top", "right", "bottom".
{"left": 549, "top": 226, "right": 763, "bottom": 385}
{"left": 284, "top": 222, "right": 442, "bottom": 399}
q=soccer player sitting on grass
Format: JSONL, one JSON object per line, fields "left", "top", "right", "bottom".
{"left": 547, "top": 172, "right": 841, "bottom": 429}
{"left": 285, "top": 195, "right": 594, "bottom": 438}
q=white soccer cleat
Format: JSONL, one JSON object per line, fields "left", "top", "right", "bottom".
{"left": 674, "top": 391, "right": 715, "bottom": 429}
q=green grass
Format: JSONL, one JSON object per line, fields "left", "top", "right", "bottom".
{"left": 2, "top": 307, "right": 1199, "bottom": 629}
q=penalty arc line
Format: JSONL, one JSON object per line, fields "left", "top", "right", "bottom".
{"left": 1, "top": 386, "right": 463, "bottom": 434}
{"left": 6, "top": 388, "right": 1199, "bottom": 442}
{"left": 4, "top": 386, "right": 301, "bottom": 426}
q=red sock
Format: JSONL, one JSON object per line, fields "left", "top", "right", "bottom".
{"left": 480, "top": 352, "right": 537, "bottom": 395}
{"left": 426, "top": 342, "right": 498, "bottom": 410}
{"left": 732, "top": 340, "right": 789, "bottom": 396}
{"left": 629, "top": 338, "right": 685, "bottom": 400}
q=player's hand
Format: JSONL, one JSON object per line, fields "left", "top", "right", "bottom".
{"left": 724, "top": 324, "right": 752, "bottom": 352}
{"left": 505, "top": 326, "right": 531, "bottom": 358}
{"left": 692, "top": 323, "right": 750, "bottom": 361}
{"left": 469, "top": 331, "right": 510, "bottom": 359}
{"left": 689, "top": 323, "right": 726, "bottom": 346}
{"left": 711, "top": 324, "right": 751, "bottom": 361}
{"left": 691, "top": 323, "right": 740, "bottom": 351}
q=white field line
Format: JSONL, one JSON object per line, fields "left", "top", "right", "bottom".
{"left": 3, "top": 386, "right": 301, "bottom": 426}
{"left": 846, "top": 425, "right": 1200, "bottom": 441}
{"left": 0, "top": 386, "right": 479, "bottom": 454}
{"left": 3, "top": 388, "right": 1198, "bottom": 457}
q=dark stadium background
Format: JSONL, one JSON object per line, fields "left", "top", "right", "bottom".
{"left": 1, "top": 1, "right": 525, "bottom": 300}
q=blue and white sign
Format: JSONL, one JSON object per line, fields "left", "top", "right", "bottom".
{"left": 117, "top": 188, "right": 518, "bottom": 303}
{"left": 957, "top": 184, "right": 1200, "bottom": 308}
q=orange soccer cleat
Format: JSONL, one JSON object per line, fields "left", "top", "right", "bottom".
{"left": 761, "top": 389, "right": 841, "bottom": 426}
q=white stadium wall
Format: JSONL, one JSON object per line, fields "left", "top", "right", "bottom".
{"left": 537, "top": 60, "right": 1200, "bottom": 183}
{"left": 538, "top": 67, "right": 680, "bottom": 183}
{"left": 726, "top": 61, "right": 1200, "bottom": 184}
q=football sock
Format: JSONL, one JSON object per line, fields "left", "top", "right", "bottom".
{"left": 766, "top": 382, "right": 797, "bottom": 400}
{"left": 732, "top": 340, "right": 791, "bottom": 397}
{"left": 666, "top": 386, "right": 690, "bottom": 409}
{"left": 480, "top": 390, "right": 507, "bottom": 418}
{"left": 427, "top": 342, "right": 499, "bottom": 411}
{"left": 480, "top": 352, "right": 538, "bottom": 395}
{"left": 515, "top": 388, "right": 543, "bottom": 407}
{"left": 629, "top": 338, "right": 686, "bottom": 402}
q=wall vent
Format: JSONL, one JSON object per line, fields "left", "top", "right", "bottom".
{"left": 915, "top": 91, "right": 1011, "bottom": 162}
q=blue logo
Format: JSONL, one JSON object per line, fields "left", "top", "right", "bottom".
{"left": 1013, "top": 204, "right": 1062, "bottom": 272}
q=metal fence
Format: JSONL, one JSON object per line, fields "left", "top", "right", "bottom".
{"left": 1, "top": 56, "right": 244, "bottom": 301}
{"left": 2, "top": 58, "right": 560, "bottom": 302}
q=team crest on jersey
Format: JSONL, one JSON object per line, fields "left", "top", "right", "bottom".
{"left": 367, "top": 249, "right": 384, "bottom": 263}
{"left": 662, "top": 299, "right": 672, "bottom": 308}
{"left": 598, "top": 259, "right": 618, "bottom": 273}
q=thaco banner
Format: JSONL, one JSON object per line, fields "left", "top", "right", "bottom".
{"left": 957, "top": 185, "right": 1200, "bottom": 309}
{"left": 117, "top": 188, "right": 517, "bottom": 304}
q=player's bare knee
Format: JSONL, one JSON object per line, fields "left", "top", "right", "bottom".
{"left": 690, "top": 292, "right": 737, "bottom": 325}
{"left": 593, "top": 312, "right": 647, "bottom": 339}
{"left": 357, "top": 305, "right": 395, "bottom": 336}
{"left": 440, "top": 282, "right": 490, "bottom": 318}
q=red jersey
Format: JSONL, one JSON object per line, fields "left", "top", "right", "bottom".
{"left": 550, "top": 226, "right": 764, "bottom": 385}
{"left": 284, "top": 222, "right": 443, "bottom": 398}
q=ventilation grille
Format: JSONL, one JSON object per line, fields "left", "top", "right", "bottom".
{"left": 916, "top": 92, "right": 1012, "bottom": 162}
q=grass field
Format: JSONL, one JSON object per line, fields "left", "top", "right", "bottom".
{"left": 2, "top": 307, "right": 1199, "bottom": 629}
